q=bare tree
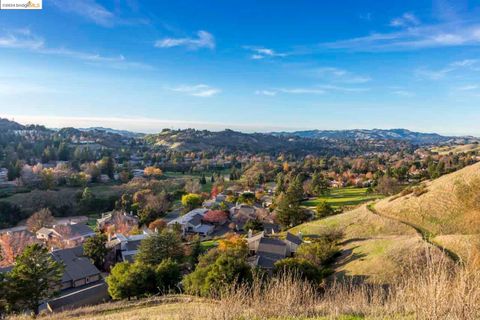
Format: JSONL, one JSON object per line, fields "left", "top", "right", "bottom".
{"left": 26, "top": 208, "right": 55, "bottom": 233}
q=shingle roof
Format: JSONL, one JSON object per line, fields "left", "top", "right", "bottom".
{"left": 125, "top": 239, "right": 142, "bottom": 252}
{"left": 189, "top": 214, "right": 203, "bottom": 227}
{"left": 286, "top": 232, "right": 303, "bottom": 246}
{"left": 51, "top": 246, "right": 101, "bottom": 283}
{"left": 47, "top": 281, "right": 109, "bottom": 311}
{"left": 257, "top": 237, "right": 287, "bottom": 257}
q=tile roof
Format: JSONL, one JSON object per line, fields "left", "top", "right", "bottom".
{"left": 47, "top": 281, "right": 109, "bottom": 311}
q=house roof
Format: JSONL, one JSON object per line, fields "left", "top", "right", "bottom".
{"left": 193, "top": 224, "right": 214, "bottom": 234}
{"left": 125, "top": 239, "right": 142, "bottom": 252}
{"left": 286, "top": 232, "right": 303, "bottom": 246}
{"left": 189, "top": 214, "right": 203, "bottom": 227}
{"left": 167, "top": 208, "right": 208, "bottom": 226}
{"left": 51, "top": 246, "right": 101, "bottom": 283}
{"left": 47, "top": 281, "right": 109, "bottom": 311}
{"left": 257, "top": 237, "right": 287, "bottom": 257}
{"left": 263, "top": 223, "right": 280, "bottom": 235}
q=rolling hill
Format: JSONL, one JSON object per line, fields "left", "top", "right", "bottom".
{"left": 273, "top": 128, "right": 478, "bottom": 145}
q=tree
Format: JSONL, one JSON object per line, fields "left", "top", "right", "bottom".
{"left": 136, "top": 230, "right": 184, "bottom": 265}
{"left": 183, "top": 253, "right": 252, "bottom": 297}
{"left": 274, "top": 258, "right": 323, "bottom": 283}
{"left": 275, "top": 192, "right": 307, "bottom": 228}
{"left": 148, "top": 219, "right": 167, "bottom": 232}
{"left": 99, "top": 156, "right": 115, "bottom": 179}
{"left": 243, "top": 218, "right": 263, "bottom": 233}
{"left": 144, "top": 166, "right": 163, "bottom": 178}
{"left": 7, "top": 244, "right": 64, "bottom": 315}
{"left": 310, "top": 172, "right": 330, "bottom": 196}
{"left": 26, "top": 208, "right": 55, "bottom": 233}
{"left": 286, "top": 176, "right": 305, "bottom": 204}
{"left": 40, "top": 168, "right": 56, "bottom": 190}
{"left": 238, "top": 192, "right": 256, "bottom": 205}
{"left": 296, "top": 239, "right": 338, "bottom": 267}
{"left": 0, "top": 231, "right": 37, "bottom": 267}
{"left": 107, "top": 262, "right": 157, "bottom": 300}
{"left": 155, "top": 259, "right": 181, "bottom": 293}
{"left": 181, "top": 193, "right": 202, "bottom": 213}
{"left": 376, "top": 176, "right": 401, "bottom": 196}
{"left": 79, "top": 187, "right": 95, "bottom": 213}
{"left": 202, "top": 210, "right": 228, "bottom": 224}
{"left": 315, "top": 201, "right": 334, "bottom": 218}
{"left": 185, "top": 179, "right": 202, "bottom": 194}
{"left": 83, "top": 233, "right": 108, "bottom": 270}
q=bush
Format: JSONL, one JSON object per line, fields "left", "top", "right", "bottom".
{"left": 274, "top": 258, "right": 324, "bottom": 283}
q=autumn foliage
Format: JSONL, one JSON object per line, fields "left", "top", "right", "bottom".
{"left": 0, "top": 231, "right": 38, "bottom": 267}
{"left": 203, "top": 210, "right": 228, "bottom": 224}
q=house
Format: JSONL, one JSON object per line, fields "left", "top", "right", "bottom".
{"left": 107, "top": 232, "right": 150, "bottom": 263}
{"left": 47, "top": 246, "right": 109, "bottom": 312}
{"left": 36, "top": 223, "right": 95, "bottom": 247}
{"left": 132, "top": 168, "right": 145, "bottom": 177}
{"left": 167, "top": 208, "right": 214, "bottom": 236}
{"left": 229, "top": 204, "right": 271, "bottom": 231}
{"left": 246, "top": 231, "right": 303, "bottom": 270}
{"left": 97, "top": 211, "right": 139, "bottom": 232}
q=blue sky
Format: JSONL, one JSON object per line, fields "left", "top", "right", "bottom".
{"left": 1, "top": 0, "right": 480, "bottom": 135}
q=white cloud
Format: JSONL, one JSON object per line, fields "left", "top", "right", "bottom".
{"left": 155, "top": 31, "right": 215, "bottom": 50}
{"left": 244, "top": 46, "right": 288, "bottom": 59}
{"left": 0, "top": 29, "right": 44, "bottom": 50}
{"left": 311, "top": 67, "right": 371, "bottom": 84}
{"left": 456, "top": 84, "right": 478, "bottom": 91}
{"left": 50, "top": 0, "right": 115, "bottom": 27}
{"left": 0, "top": 28, "right": 150, "bottom": 70}
{"left": 390, "top": 13, "right": 420, "bottom": 28}
{"left": 255, "top": 84, "right": 368, "bottom": 96}
{"left": 324, "top": 19, "right": 480, "bottom": 51}
{"left": 392, "top": 90, "right": 415, "bottom": 97}
{"left": 168, "top": 84, "right": 220, "bottom": 97}
{"left": 416, "top": 59, "right": 478, "bottom": 81}
{"left": 255, "top": 90, "right": 277, "bottom": 96}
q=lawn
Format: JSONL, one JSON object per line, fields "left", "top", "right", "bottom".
{"left": 302, "top": 187, "right": 382, "bottom": 209}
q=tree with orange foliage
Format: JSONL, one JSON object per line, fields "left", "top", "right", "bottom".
{"left": 218, "top": 233, "right": 248, "bottom": 256}
{"left": 0, "top": 231, "right": 38, "bottom": 267}
{"left": 26, "top": 208, "right": 55, "bottom": 233}
{"left": 144, "top": 166, "right": 163, "bottom": 178}
{"left": 203, "top": 210, "right": 228, "bottom": 225}
{"left": 148, "top": 219, "right": 167, "bottom": 232}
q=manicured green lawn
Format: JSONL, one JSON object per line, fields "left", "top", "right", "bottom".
{"left": 302, "top": 187, "right": 382, "bottom": 209}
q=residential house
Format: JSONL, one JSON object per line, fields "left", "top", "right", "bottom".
{"left": 167, "top": 208, "right": 214, "bottom": 236}
{"left": 97, "top": 211, "right": 139, "bottom": 232}
{"left": 36, "top": 223, "right": 95, "bottom": 247}
{"left": 47, "top": 246, "right": 109, "bottom": 312}
{"left": 107, "top": 232, "right": 150, "bottom": 263}
{"left": 229, "top": 204, "right": 271, "bottom": 231}
{"left": 247, "top": 231, "right": 303, "bottom": 271}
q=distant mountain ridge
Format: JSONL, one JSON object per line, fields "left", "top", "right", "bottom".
{"left": 271, "top": 128, "right": 478, "bottom": 145}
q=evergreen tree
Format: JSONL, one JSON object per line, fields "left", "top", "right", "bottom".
{"left": 83, "top": 233, "right": 108, "bottom": 270}
{"left": 7, "top": 244, "right": 64, "bottom": 315}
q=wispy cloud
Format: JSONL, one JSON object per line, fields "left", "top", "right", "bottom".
{"left": 255, "top": 84, "right": 368, "bottom": 96}
{"left": 0, "top": 82, "right": 55, "bottom": 95}
{"left": 155, "top": 31, "right": 215, "bottom": 50}
{"left": 456, "top": 84, "right": 478, "bottom": 91}
{"left": 168, "top": 84, "right": 220, "bottom": 97}
{"left": 415, "top": 59, "right": 479, "bottom": 80}
{"left": 255, "top": 90, "right": 277, "bottom": 96}
{"left": 0, "top": 28, "right": 150, "bottom": 69}
{"left": 390, "top": 13, "right": 420, "bottom": 28}
{"left": 324, "top": 16, "right": 480, "bottom": 51}
{"left": 310, "top": 67, "right": 371, "bottom": 84}
{"left": 50, "top": 0, "right": 115, "bottom": 27}
{"left": 244, "top": 46, "right": 288, "bottom": 60}
{"left": 391, "top": 89, "right": 415, "bottom": 97}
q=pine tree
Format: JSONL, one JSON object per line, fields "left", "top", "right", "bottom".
{"left": 7, "top": 244, "right": 64, "bottom": 315}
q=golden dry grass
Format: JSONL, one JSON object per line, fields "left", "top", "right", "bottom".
{"left": 12, "top": 250, "right": 480, "bottom": 320}
{"left": 375, "top": 162, "right": 480, "bottom": 235}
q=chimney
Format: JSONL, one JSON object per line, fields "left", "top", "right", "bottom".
{"left": 154, "top": 228, "right": 158, "bottom": 233}
{"left": 297, "top": 231, "right": 303, "bottom": 240}
{"left": 248, "top": 229, "right": 253, "bottom": 238}
{"left": 108, "top": 232, "right": 111, "bottom": 242}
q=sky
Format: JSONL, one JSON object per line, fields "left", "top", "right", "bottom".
{"left": 1, "top": 0, "right": 480, "bottom": 135}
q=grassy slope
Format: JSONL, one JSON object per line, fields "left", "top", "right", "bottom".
{"left": 302, "top": 188, "right": 383, "bottom": 209}
{"left": 290, "top": 205, "right": 427, "bottom": 284}
{"left": 375, "top": 161, "right": 480, "bottom": 235}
